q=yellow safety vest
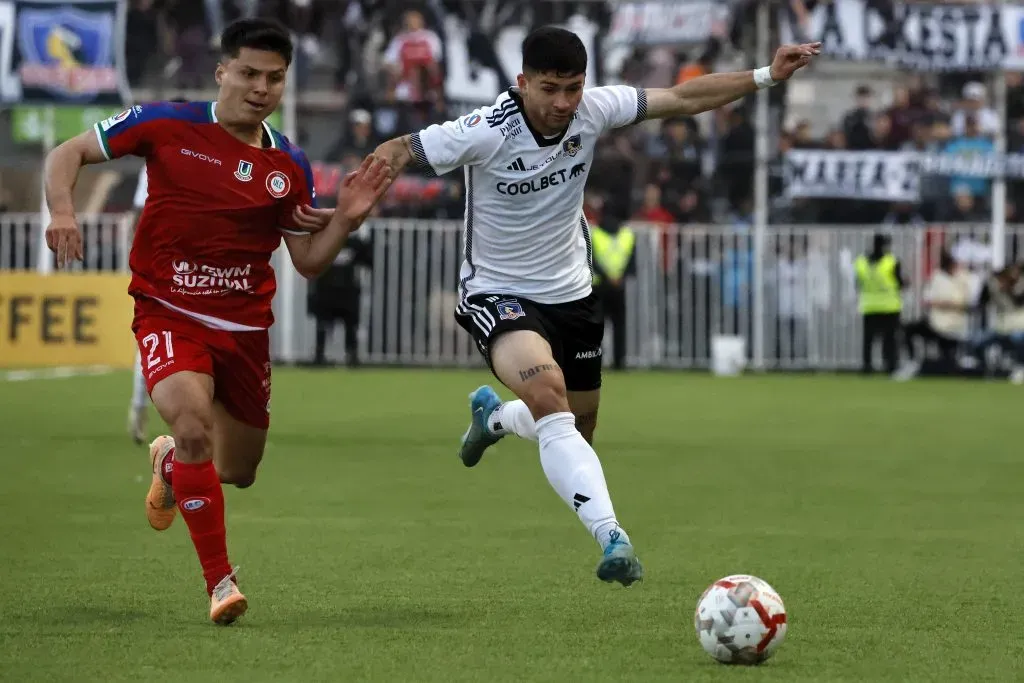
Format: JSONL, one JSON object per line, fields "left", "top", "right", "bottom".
{"left": 591, "top": 225, "right": 636, "bottom": 286}
{"left": 854, "top": 254, "right": 902, "bottom": 314}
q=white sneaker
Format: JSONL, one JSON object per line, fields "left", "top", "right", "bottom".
{"left": 1010, "top": 368, "right": 1024, "bottom": 385}
{"left": 128, "top": 405, "right": 148, "bottom": 445}
{"left": 893, "top": 361, "right": 920, "bottom": 382}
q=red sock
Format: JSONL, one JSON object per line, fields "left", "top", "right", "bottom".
{"left": 172, "top": 458, "right": 231, "bottom": 596}
{"left": 160, "top": 448, "right": 174, "bottom": 486}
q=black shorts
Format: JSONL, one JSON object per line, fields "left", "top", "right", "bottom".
{"left": 455, "top": 292, "right": 604, "bottom": 391}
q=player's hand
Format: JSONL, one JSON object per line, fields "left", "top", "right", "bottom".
{"left": 44, "top": 213, "right": 83, "bottom": 269}
{"left": 769, "top": 42, "right": 822, "bottom": 82}
{"left": 337, "top": 155, "right": 392, "bottom": 228}
{"left": 291, "top": 204, "right": 334, "bottom": 233}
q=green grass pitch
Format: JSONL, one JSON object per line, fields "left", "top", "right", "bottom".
{"left": 1, "top": 368, "right": 1023, "bottom": 682}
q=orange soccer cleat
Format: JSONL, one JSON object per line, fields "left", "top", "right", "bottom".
{"left": 210, "top": 569, "right": 248, "bottom": 625}
{"left": 146, "top": 435, "right": 177, "bottom": 531}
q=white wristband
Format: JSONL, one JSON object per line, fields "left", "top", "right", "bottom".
{"left": 753, "top": 66, "right": 776, "bottom": 89}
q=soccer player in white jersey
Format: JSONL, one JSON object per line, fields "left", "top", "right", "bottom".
{"left": 373, "top": 27, "right": 821, "bottom": 586}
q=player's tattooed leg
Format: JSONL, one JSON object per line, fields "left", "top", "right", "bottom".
{"left": 517, "top": 363, "right": 557, "bottom": 382}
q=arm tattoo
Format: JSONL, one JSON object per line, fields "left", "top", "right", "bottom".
{"left": 518, "top": 364, "right": 556, "bottom": 382}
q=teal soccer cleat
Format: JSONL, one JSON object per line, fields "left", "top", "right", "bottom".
{"left": 596, "top": 530, "right": 644, "bottom": 587}
{"left": 458, "top": 386, "right": 504, "bottom": 467}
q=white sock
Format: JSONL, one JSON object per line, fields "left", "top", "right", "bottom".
{"left": 535, "top": 412, "right": 629, "bottom": 550}
{"left": 131, "top": 352, "right": 149, "bottom": 410}
{"left": 488, "top": 400, "right": 537, "bottom": 441}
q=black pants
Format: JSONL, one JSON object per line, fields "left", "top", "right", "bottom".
{"left": 314, "top": 309, "right": 360, "bottom": 366}
{"left": 903, "top": 319, "right": 958, "bottom": 366}
{"left": 599, "top": 286, "right": 627, "bottom": 370}
{"left": 862, "top": 312, "right": 901, "bottom": 374}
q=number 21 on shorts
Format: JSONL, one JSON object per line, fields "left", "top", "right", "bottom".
{"left": 142, "top": 331, "right": 175, "bottom": 370}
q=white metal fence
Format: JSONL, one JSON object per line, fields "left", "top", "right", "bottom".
{"left": 2, "top": 213, "right": 1013, "bottom": 370}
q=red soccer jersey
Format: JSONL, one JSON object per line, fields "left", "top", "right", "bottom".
{"left": 93, "top": 101, "right": 316, "bottom": 331}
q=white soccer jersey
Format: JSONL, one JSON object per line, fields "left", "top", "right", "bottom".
{"left": 412, "top": 85, "right": 647, "bottom": 304}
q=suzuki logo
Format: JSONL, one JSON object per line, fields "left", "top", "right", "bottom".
{"left": 172, "top": 260, "right": 197, "bottom": 274}
{"left": 180, "top": 148, "right": 222, "bottom": 165}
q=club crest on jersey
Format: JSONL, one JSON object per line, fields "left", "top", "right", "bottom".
{"left": 266, "top": 171, "right": 290, "bottom": 198}
{"left": 496, "top": 300, "right": 525, "bottom": 321}
{"left": 463, "top": 113, "right": 482, "bottom": 128}
{"left": 562, "top": 134, "right": 583, "bottom": 157}
{"left": 234, "top": 160, "right": 253, "bottom": 182}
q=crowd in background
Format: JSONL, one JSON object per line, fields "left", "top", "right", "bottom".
{"left": 780, "top": 73, "right": 1024, "bottom": 226}
{"left": 119, "top": 0, "right": 1017, "bottom": 234}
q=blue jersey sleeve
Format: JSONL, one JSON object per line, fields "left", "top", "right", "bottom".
{"left": 93, "top": 101, "right": 210, "bottom": 160}
{"left": 276, "top": 134, "right": 319, "bottom": 234}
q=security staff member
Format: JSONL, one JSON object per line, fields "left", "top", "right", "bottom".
{"left": 307, "top": 233, "right": 373, "bottom": 367}
{"left": 855, "top": 233, "right": 906, "bottom": 374}
{"left": 591, "top": 217, "right": 637, "bottom": 370}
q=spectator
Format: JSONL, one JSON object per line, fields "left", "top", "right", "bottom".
{"left": 843, "top": 85, "right": 875, "bottom": 150}
{"left": 946, "top": 186, "right": 988, "bottom": 223}
{"left": 648, "top": 118, "right": 702, "bottom": 191}
{"left": 886, "top": 85, "right": 916, "bottom": 147}
{"left": 717, "top": 105, "right": 755, "bottom": 204}
{"left": 824, "top": 127, "right": 846, "bottom": 150}
{"left": 326, "top": 108, "right": 379, "bottom": 161}
{"left": 871, "top": 113, "right": 898, "bottom": 151}
{"left": 382, "top": 9, "right": 444, "bottom": 114}
{"left": 945, "top": 115, "right": 995, "bottom": 204}
{"left": 952, "top": 82, "right": 999, "bottom": 138}
{"left": 897, "top": 249, "right": 971, "bottom": 379}
{"left": 634, "top": 184, "right": 676, "bottom": 226}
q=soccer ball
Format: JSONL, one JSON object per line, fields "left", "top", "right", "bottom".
{"left": 694, "top": 575, "right": 788, "bottom": 665}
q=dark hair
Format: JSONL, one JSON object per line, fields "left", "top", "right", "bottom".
{"left": 939, "top": 249, "right": 956, "bottom": 272}
{"left": 522, "top": 26, "right": 587, "bottom": 76}
{"left": 221, "top": 18, "right": 293, "bottom": 66}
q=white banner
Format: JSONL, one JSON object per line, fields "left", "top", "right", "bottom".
{"left": 784, "top": 150, "right": 921, "bottom": 201}
{"left": 780, "top": 0, "right": 1024, "bottom": 71}
{"left": 607, "top": 1, "right": 730, "bottom": 47}
{"left": 785, "top": 148, "right": 1024, "bottom": 201}
{"left": 442, "top": 14, "right": 600, "bottom": 106}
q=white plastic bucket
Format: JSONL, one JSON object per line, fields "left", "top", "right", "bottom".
{"left": 711, "top": 335, "right": 746, "bottom": 376}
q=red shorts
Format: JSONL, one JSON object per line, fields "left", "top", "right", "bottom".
{"left": 132, "top": 297, "right": 272, "bottom": 429}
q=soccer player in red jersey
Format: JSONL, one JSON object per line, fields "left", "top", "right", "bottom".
{"left": 43, "top": 19, "right": 391, "bottom": 624}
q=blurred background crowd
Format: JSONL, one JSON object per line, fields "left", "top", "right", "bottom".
{"left": 4, "top": 0, "right": 1024, "bottom": 376}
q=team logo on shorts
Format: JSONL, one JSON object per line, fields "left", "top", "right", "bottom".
{"left": 563, "top": 134, "right": 583, "bottom": 157}
{"left": 496, "top": 300, "right": 525, "bottom": 320}
{"left": 463, "top": 113, "right": 482, "bottom": 128}
{"left": 266, "top": 171, "right": 290, "bottom": 198}
{"left": 235, "top": 160, "right": 254, "bottom": 182}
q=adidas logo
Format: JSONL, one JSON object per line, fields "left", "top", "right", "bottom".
{"left": 573, "top": 493, "right": 590, "bottom": 510}
{"left": 506, "top": 157, "right": 526, "bottom": 172}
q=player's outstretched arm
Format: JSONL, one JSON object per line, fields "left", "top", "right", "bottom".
{"left": 43, "top": 129, "right": 110, "bottom": 267}
{"left": 282, "top": 156, "right": 392, "bottom": 279}
{"left": 644, "top": 43, "right": 821, "bottom": 119}
{"left": 373, "top": 135, "right": 415, "bottom": 176}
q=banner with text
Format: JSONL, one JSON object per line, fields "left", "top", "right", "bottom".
{"left": 784, "top": 149, "right": 1024, "bottom": 201}
{"left": 0, "top": 0, "right": 129, "bottom": 105}
{"left": 607, "top": 1, "right": 731, "bottom": 47}
{"left": 785, "top": 150, "right": 921, "bottom": 202}
{"left": 780, "top": 0, "right": 1024, "bottom": 71}
{"left": 0, "top": 272, "right": 134, "bottom": 368}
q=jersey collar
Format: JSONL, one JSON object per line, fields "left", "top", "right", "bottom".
{"left": 507, "top": 88, "right": 571, "bottom": 149}
{"left": 208, "top": 101, "right": 277, "bottom": 149}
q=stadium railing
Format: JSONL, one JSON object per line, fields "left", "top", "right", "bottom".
{"left": 1, "top": 214, "right": 1009, "bottom": 371}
